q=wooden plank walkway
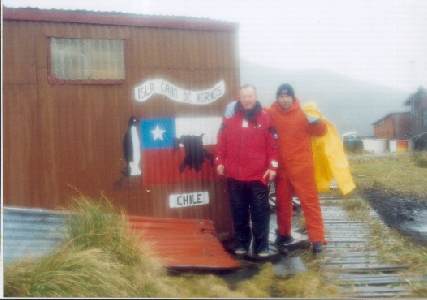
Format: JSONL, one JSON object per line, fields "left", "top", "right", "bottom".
{"left": 320, "top": 196, "right": 415, "bottom": 298}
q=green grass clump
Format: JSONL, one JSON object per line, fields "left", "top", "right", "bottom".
{"left": 66, "top": 196, "right": 145, "bottom": 266}
{"left": 167, "top": 273, "right": 246, "bottom": 298}
{"left": 413, "top": 151, "right": 427, "bottom": 168}
{"left": 412, "top": 282, "right": 427, "bottom": 297}
{"left": 4, "top": 196, "right": 178, "bottom": 297}
{"left": 272, "top": 251, "right": 339, "bottom": 298}
{"left": 4, "top": 248, "right": 133, "bottom": 297}
{"left": 273, "top": 270, "right": 338, "bottom": 298}
{"left": 350, "top": 154, "right": 427, "bottom": 199}
{"left": 341, "top": 197, "right": 371, "bottom": 219}
{"left": 66, "top": 195, "right": 178, "bottom": 296}
{"left": 235, "top": 263, "right": 275, "bottom": 297}
{"left": 233, "top": 259, "right": 339, "bottom": 298}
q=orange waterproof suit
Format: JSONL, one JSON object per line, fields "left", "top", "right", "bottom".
{"left": 268, "top": 100, "right": 327, "bottom": 243}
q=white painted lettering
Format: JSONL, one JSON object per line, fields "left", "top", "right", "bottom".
{"left": 169, "top": 192, "right": 210, "bottom": 208}
{"left": 134, "top": 79, "right": 225, "bottom": 105}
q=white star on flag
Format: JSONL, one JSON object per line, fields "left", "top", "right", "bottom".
{"left": 151, "top": 125, "right": 166, "bottom": 141}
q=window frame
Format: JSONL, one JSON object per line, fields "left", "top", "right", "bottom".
{"left": 47, "top": 35, "right": 127, "bottom": 85}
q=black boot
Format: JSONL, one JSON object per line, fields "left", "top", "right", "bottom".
{"left": 276, "top": 234, "right": 302, "bottom": 252}
{"left": 275, "top": 234, "right": 298, "bottom": 253}
{"left": 312, "top": 242, "right": 323, "bottom": 254}
{"left": 275, "top": 234, "right": 293, "bottom": 246}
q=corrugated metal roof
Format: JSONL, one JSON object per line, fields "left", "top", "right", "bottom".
{"left": 3, "top": 207, "right": 239, "bottom": 270}
{"left": 3, "top": 7, "right": 238, "bottom": 32}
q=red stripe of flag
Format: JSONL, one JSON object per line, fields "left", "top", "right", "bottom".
{"left": 142, "top": 145, "right": 217, "bottom": 185}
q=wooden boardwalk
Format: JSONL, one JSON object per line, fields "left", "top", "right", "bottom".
{"left": 319, "top": 196, "right": 416, "bottom": 298}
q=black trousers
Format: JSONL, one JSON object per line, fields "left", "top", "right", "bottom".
{"left": 227, "top": 178, "right": 270, "bottom": 254}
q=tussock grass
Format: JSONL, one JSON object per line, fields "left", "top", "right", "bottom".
{"left": 277, "top": 251, "right": 339, "bottom": 298}
{"left": 235, "top": 263, "right": 274, "bottom": 297}
{"left": 4, "top": 195, "right": 178, "bottom": 298}
{"left": 66, "top": 196, "right": 148, "bottom": 266}
{"left": 4, "top": 248, "right": 133, "bottom": 297}
{"left": 233, "top": 259, "right": 338, "bottom": 298}
{"left": 350, "top": 153, "right": 427, "bottom": 199}
{"left": 412, "top": 282, "right": 427, "bottom": 297}
{"left": 273, "top": 270, "right": 338, "bottom": 298}
{"left": 413, "top": 151, "right": 427, "bottom": 168}
{"left": 167, "top": 273, "right": 246, "bottom": 298}
{"left": 341, "top": 197, "right": 371, "bottom": 219}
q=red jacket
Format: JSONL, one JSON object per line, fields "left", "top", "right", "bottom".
{"left": 215, "top": 108, "right": 278, "bottom": 182}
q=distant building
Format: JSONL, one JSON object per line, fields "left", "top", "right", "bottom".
{"left": 405, "top": 87, "right": 427, "bottom": 137}
{"left": 371, "top": 87, "right": 427, "bottom": 152}
{"left": 372, "top": 112, "right": 411, "bottom": 139}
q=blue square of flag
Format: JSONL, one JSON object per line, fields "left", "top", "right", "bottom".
{"left": 140, "top": 118, "right": 176, "bottom": 149}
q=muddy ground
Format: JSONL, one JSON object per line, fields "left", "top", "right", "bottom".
{"left": 361, "top": 185, "right": 427, "bottom": 246}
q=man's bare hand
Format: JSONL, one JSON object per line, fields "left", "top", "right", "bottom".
{"left": 217, "top": 164, "right": 225, "bottom": 176}
{"left": 263, "top": 169, "right": 276, "bottom": 181}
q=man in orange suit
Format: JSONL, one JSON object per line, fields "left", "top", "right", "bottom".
{"left": 268, "top": 83, "right": 327, "bottom": 254}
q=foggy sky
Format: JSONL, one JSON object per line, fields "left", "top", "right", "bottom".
{"left": 3, "top": 0, "right": 427, "bottom": 92}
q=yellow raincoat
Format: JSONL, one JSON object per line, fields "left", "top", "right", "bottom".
{"left": 302, "top": 102, "right": 356, "bottom": 195}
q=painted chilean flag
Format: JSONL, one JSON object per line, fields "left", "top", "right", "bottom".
{"left": 139, "top": 116, "right": 222, "bottom": 185}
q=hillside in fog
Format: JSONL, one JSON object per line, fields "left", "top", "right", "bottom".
{"left": 240, "top": 60, "right": 409, "bottom": 136}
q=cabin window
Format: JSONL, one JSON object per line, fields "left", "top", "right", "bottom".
{"left": 50, "top": 38, "right": 125, "bottom": 81}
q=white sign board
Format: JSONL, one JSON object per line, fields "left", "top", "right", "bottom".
{"left": 134, "top": 78, "right": 225, "bottom": 105}
{"left": 169, "top": 191, "right": 209, "bottom": 208}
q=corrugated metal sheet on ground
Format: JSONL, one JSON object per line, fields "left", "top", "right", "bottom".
{"left": 3, "top": 207, "right": 68, "bottom": 264}
{"left": 129, "top": 215, "right": 240, "bottom": 270}
{"left": 3, "top": 206, "right": 239, "bottom": 270}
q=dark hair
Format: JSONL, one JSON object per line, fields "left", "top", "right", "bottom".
{"left": 276, "top": 83, "right": 295, "bottom": 99}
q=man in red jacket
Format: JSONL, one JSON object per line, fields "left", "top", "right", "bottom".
{"left": 268, "top": 83, "right": 327, "bottom": 254}
{"left": 216, "top": 84, "right": 278, "bottom": 258}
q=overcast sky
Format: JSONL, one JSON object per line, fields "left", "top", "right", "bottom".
{"left": 3, "top": 0, "right": 427, "bottom": 92}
